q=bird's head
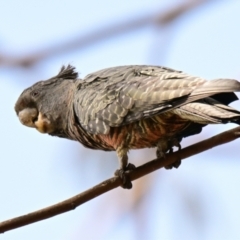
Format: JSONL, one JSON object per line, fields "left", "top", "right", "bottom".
{"left": 15, "top": 65, "right": 78, "bottom": 136}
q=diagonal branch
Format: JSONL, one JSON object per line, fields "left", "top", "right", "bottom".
{"left": 0, "top": 126, "right": 240, "bottom": 233}
{"left": 0, "top": 0, "right": 214, "bottom": 68}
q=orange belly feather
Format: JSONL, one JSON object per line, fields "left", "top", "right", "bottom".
{"left": 96, "top": 112, "right": 189, "bottom": 150}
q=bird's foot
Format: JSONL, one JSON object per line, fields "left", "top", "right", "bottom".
{"left": 164, "top": 159, "right": 181, "bottom": 169}
{"left": 156, "top": 137, "right": 182, "bottom": 169}
{"left": 114, "top": 163, "right": 136, "bottom": 189}
{"left": 165, "top": 138, "right": 182, "bottom": 169}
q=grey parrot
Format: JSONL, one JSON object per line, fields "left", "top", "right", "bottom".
{"left": 15, "top": 65, "right": 240, "bottom": 189}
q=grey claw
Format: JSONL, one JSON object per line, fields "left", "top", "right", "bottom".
{"left": 114, "top": 163, "right": 136, "bottom": 189}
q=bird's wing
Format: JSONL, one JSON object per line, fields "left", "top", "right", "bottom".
{"left": 74, "top": 65, "right": 240, "bottom": 134}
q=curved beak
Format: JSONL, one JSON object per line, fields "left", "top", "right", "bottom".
{"left": 18, "top": 108, "right": 38, "bottom": 128}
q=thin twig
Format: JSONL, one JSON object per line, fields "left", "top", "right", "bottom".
{"left": 0, "top": 126, "right": 239, "bottom": 233}
{"left": 0, "top": 0, "right": 213, "bottom": 68}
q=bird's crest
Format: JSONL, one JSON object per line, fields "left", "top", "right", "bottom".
{"left": 56, "top": 65, "right": 78, "bottom": 80}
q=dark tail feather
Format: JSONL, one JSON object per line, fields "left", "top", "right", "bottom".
{"left": 212, "top": 92, "right": 238, "bottom": 105}
{"left": 211, "top": 92, "right": 240, "bottom": 125}
{"left": 178, "top": 89, "right": 240, "bottom": 139}
{"left": 234, "top": 118, "right": 240, "bottom": 125}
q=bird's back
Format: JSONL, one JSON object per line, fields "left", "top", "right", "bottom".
{"left": 70, "top": 65, "right": 240, "bottom": 151}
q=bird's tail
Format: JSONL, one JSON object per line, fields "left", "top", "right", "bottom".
{"left": 175, "top": 97, "right": 240, "bottom": 125}
{"left": 174, "top": 78, "right": 240, "bottom": 139}
{"left": 188, "top": 78, "right": 240, "bottom": 102}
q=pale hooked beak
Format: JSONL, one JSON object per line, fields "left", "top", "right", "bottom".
{"left": 18, "top": 108, "right": 54, "bottom": 133}
{"left": 18, "top": 108, "right": 38, "bottom": 128}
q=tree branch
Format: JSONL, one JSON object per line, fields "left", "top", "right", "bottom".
{"left": 0, "top": 0, "right": 213, "bottom": 68}
{"left": 0, "top": 126, "right": 240, "bottom": 233}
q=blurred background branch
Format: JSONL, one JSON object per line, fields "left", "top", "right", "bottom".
{"left": 0, "top": 0, "right": 213, "bottom": 68}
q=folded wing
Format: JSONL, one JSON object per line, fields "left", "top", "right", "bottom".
{"left": 74, "top": 65, "right": 240, "bottom": 134}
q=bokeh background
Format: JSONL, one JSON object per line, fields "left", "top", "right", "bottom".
{"left": 1, "top": 0, "right": 240, "bottom": 239}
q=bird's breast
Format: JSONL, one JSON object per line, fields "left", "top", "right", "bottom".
{"left": 95, "top": 112, "right": 190, "bottom": 150}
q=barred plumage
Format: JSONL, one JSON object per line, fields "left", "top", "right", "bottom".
{"left": 15, "top": 65, "right": 240, "bottom": 189}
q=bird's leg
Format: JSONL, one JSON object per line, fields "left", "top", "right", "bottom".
{"left": 156, "top": 137, "right": 182, "bottom": 169}
{"left": 114, "top": 147, "right": 135, "bottom": 189}
{"left": 156, "top": 139, "right": 168, "bottom": 159}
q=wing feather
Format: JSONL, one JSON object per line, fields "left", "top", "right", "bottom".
{"left": 73, "top": 65, "right": 240, "bottom": 134}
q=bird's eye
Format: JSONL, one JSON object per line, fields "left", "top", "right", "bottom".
{"left": 31, "top": 91, "right": 39, "bottom": 97}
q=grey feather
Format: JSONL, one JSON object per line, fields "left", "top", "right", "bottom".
{"left": 73, "top": 65, "right": 240, "bottom": 134}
